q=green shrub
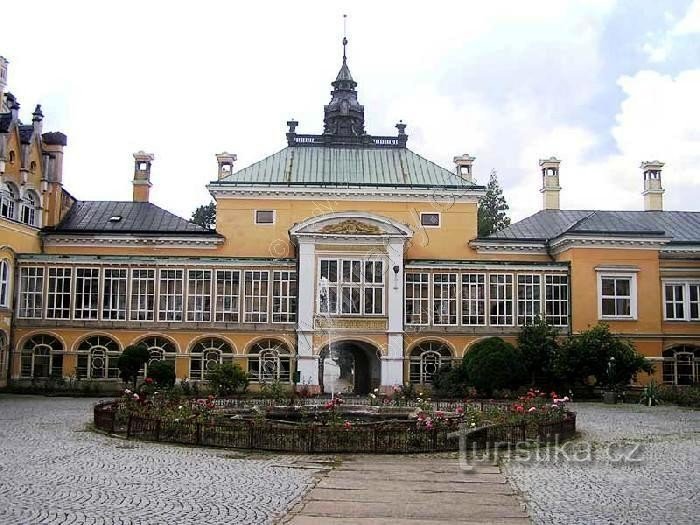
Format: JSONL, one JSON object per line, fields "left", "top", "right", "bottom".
{"left": 553, "top": 324, "right": 653, "bottom": 391}
{"left": 639, "top": 380, "right": 662, "bottom": 406}
{"left": 518, "top": 316, "right": 559, "bottom": 387}
{"left": 206, "top": 363, "right": 249, "bottom": 396}
{"left": 658, "top": 384, "right": 700, "bottom": 407}
{"left": 118, "top": 344, "right": 150, "bottom": 388}
{"left": 147, "top": 361, "right": 176, "bottom": 387}
{"left": 260, "top": 380, "right": 288, "bottom": 402}
{"left": 432, "top": 363, "right": 470, "bottom": 399}
{"left": 463, "top": 337, "right": 526, "bottom": 397}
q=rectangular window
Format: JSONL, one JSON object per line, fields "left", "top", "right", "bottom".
{"left": 420, "top": 212, "right": 440, "bottom": 227}
{"left": 187, "top": 269, "right": 212, "bottom": 322}
{"left": 517, "top": 274, "right": 541, "bottom": 325}
{"left": 272, "top": 270, "right": 297, "bottom": 323}
{"left": 599, "top": 274, "right": 635, "bottom": 319}
{"left": 0, "top": 260, "right": 9, "bottom": 308}
{"left": 340, "top": 260, "right": 362, "bottom": 314}
{"left": 460, "top": 273, "right": 486, "bottom": 325}
{"left": 363, "top": 260, "right": 384, "bottom": 315}
{"left": 663, "top": 282, "right": 700, "bottom": 321}
{"left": 130, "top": 269, "right": 155, "bottom": 321}
{"left": 18, "top": 266, "right": 44, "bottom": 318}
{"left": 489, "top": 273, "right": 513, "bottom": 325}
{"left": 545, "top": 274, "right": 569, "bottom": 326}
{"left": 255, "top": 210, "right": 275, "bottom": 224}
{"left": 433, "top": 273, "right": 457, "bottom": 325}
{"left": 74, "top": 268, "right": 100, "bottom": 320}
{"left": 158, "top": 269, "right": 184, "bottom": 321}
{"left": 405, "top": 272, "right": 429, "bottom": 325}
{"left": 46, "top": 267, "right": 72, "bottom": 319}
{"left": 103, "top": 268, "right": 128, "bottom": 320}
{"left": 244, "top": 270, "right": 269, "bottom": 323}
{"left": 215, "top": 270, "right": 240, "bottom": 322}
{"left": 319, "top": 259, "right": 339, "bottom": 314}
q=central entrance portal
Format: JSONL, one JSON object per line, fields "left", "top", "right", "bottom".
{"left": 319, "top": 341, "right": 380, "bottom": 395}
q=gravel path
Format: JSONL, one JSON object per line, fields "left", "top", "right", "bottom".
{"left": 0, "top": 395, "right": 324, "bottom": 525}
{"left": 503, "top": 402, "right": 700, "bottom": 525}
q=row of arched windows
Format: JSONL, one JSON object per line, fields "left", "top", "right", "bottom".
{"left": 18, "top": 334, "right": 293, "bottom": 382}
{"left": 1, "top": 182, "right": 40, "bottom": 227}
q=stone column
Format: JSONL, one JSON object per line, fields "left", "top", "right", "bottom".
{"left": 296, "top": 240, "right": 319, "bottom": 389}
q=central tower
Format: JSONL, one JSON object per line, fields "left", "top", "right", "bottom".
{"left": 323, "top": 37, "right": 366, "bottom": 138}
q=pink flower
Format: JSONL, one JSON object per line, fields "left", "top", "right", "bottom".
{"left": 343, "top": 421, "right": 351, "bottom": 430}
{"left": 455, "top": 406, "right": 464, "bottom": 415}
{"left": 132, "top": 393, "right": 140, "bottom": 401}
{"left": 528, "top": 407, "right": 537, "bottom": 413}
{"left": 515, "top": 405, "right": 524, "bottom": 414}
{"left": 144, "top": 377, "right": 153, "bottom": 385}
{"left": 562, "top": 396, "right": 570, "bottom": 402}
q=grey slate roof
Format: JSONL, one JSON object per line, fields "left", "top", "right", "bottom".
{"left": 18, "top": 125, "right": 33, "bottom": 144}
{"left": 0, "top": 113, "right": 11, "bottom": 133}
{"left": 47, "top": 201, "right": 215, "bottom": 235}
{"left": 216, "top": 146, "right": 477, "bottom": 188}
{"left": 487, "top": 210, "right": 700, "bottom": 244}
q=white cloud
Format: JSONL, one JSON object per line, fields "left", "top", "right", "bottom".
{"left": 673, "top": 0, "right": 700, "bottom": 34}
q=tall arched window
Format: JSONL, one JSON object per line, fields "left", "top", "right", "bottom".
{"left": 76, "top": 335, "right": 121, "bottom": 379}
{"left": 0, "top": 182, "right": 18, "bottom": 220}
{"left": 662, "top": 346, "right": 700, "bottom": 386}
{"left": 136, "top": 336, "right": 177, "bottom": 376}
{"left": 0, "top": 259, "right": 9, "bottom": 308}
{"left": 20, "top": 190, "right": 40, "bottom": 227}
{"left": 409, "top": 341, "right": 453, "bottom": 385}
{"left": 190, "top": 337, "right": 234, "bottom": 380}
{"left": 248, "top": 339, "right": 291, "bottom": 382}
{"left": 20, "top": 334, "right": 64, "bottom": 378}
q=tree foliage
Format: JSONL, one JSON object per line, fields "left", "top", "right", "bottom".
{"left": 463, "top": 337, "right": 525, "bottom": 396}
{"left": 432, "top": 363, "right": 470, "bottom": 399}
{"left": 553, "top": 323, "right": 653, "bottom": 390}
{"left": 517, "top": 316, "right": 560, "bottom": 387}
{"left": 117, "top": 344, "right": 150, "bottom": 388}
{"left": 147, "top": 360, "right": 176, "bottom": 387}
{"left": 206, "top": 363, "right": 249, "bottom": 396}
{"left": 477, "top": 170, "right": 511, "bottom": 237}
{"left": 191, "top": 202, "right": 216, "bottom": 230}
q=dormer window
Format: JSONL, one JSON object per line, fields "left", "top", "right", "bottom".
{"left": 1, "top": 182, "right": 18, "bottom": 220}
{"left": 20, "top": 190, "right": 40, "bottom": 227}
{"left": 109, "top": 216, "right": 122, "bottom": 223}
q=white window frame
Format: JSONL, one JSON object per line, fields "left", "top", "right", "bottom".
{"left": 363, "top": 260, "right": 384, "bottom": 316}
{"left": 461, "top": 273, "right": 486, "bottom": 326}
{"left": 489, "top": 273, "right": 514, "bottom": 326}
{"left": 0, "top": 259, "right": 9, "bottom": 308}
{"left": 254, "top": 209, "right": 276, "bottom": 225}
{"left": 18, "top": 266, "right": 44, "bottom": 319}
{"left": 517, "top": 274, "right": 542, "bottom": 325}
{"left": 272, "top": 270, "right": 296, "bottom": 323}
{"left": 432, "top": 273, "right": 458, "bottom": 326}
{"left": 544, "top": 274, "right": 569, "bottom": 326}
{"left": 597, "top": 273, "right": 637, "bottom": 320}
{"left": 73, "top": 267, "right": 100, "bottom": 320}
{"left": 130, "top": 268, "right": 156, "bottom": 321}
{"left": 45, "top": 267, "right": 72, "bottom": 319}
{"left": 158, "top": 268, "right": 184, "bottom": 322}
{"left": 244, "top": 270, "right": 270, "bottom": 323}
{"left": 317, "top": 258, "right": 385, "bottom": 316}
{"left": 214, "top": 269, "right": 241, "bottom": 323}
{"left": 102, "top": 268, "right": 128, "bottom": 321}
{"left": 419, "top": 211, "right": 441, "bottom": 229}
{"left": 662, "top": 280, "right": 700, "bottom": 322}
{"left": 318, "top": 259, "right": 339, "bottom": 315}
{"left": 405, "top": 272, "right": 430, "bottom": 326}
{"left": 186, "top": 269, "right": 212, "bottom": 322}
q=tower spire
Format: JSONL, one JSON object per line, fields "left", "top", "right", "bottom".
{"left": 342, "top": 14, "right": 348, "bottom": 62}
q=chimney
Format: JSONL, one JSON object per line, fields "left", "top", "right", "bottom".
{"left": 32, "top": 104, "right": 43, "bottom": 136}
{"left": 454, "top": 154, "right": 475, "bottom": 182}
{"left": 42, "top": 132, "right": 68, "bottom": 183}
{"left": 132, "top": 151, "right": 154, "bottom": 203}
{"left": 0, "top": 56, "right": 7, "bottom": 111}
{"left": 216, "top": 152, "right": 237, "bottom": 180}
{"left": 539, "top": 157, "right": 561, "bottom": 210}
{"left": 641, "top": 160, "right": 664, "bottom": 211}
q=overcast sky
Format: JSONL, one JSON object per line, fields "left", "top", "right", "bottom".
{"left": 3, "top": 0, "right": 699, "bottom": 221}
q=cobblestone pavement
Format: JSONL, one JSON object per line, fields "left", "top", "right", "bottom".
{"left": 0, "top": 395, "right": 325, "bottom": 525}
{"left": 503, "top": 402, "right": 700, "bottom": 525}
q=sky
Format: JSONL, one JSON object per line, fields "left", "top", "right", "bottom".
{"left": 2, "top": 0, "right": 699, "bottom": 221}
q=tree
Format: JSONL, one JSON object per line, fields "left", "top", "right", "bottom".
{"left": 147, "top": 361, "right": 176, "bottom": 387}
{"left": 432, "top": 363, "right": 470, "bottom": 399}
{"left": 206, "top": 363, "right": 249, "bottom": 396}
{"left": 554, "top": 324, "right": 653, "bottom": 390}
{"left": 463, "top": 337, "right": 525, "bottom": 397}
{"left": 191, "top": 202, "right": 216, "bottom": 230}
{"left": 477, "top": 170, "right": 511, "bottom": 237}
{"left": 117, "top": 344, "right": 150, "bottom": 388}
{"left": 518, "top": 316, "right": 560, "bottom": 387}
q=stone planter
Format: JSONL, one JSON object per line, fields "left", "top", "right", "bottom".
{"left": 602, "top": 391, "right": 618, "bottom": 404}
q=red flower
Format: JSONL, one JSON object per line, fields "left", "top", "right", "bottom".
{"left": 515, "top": 405, "right": 525, "bottom": 413}
{"left": 550, "top": 391, "right": 558, "bottom": 399}
{"left": 144, "top": 377, "right": 153, "bottom": 384}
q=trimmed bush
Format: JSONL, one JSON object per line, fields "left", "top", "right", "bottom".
{"left": 207, "top": 363, "right": 249, "bottom": 396}
{"left": 117, "top": 344, "right": 150, "bottom": 388}
{"left": 463, "top": 337, "right": 525, "bottom": 397}
{"left": 432, "top": 364, "right": 470, "bottom": 399}
{"left": 147, "top": 360, "right": 176, "bottom": 388}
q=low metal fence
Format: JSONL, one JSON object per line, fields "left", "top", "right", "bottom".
{"left": 94, "top": 401, "right": 576, "bottom": 454}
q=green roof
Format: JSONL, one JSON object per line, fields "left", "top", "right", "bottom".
{"left": 215, "top": 146, "right": 478, "bottom": 188}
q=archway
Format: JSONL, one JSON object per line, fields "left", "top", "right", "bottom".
{"left": 319, "top": 340, "right": 380, "bottom": 395}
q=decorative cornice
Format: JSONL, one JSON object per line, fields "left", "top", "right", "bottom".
{"left": 471, "top": 234, "right": 671, "bottom": 255}
{"left": 42, "top": 235, "right": 224, "bottom": 249}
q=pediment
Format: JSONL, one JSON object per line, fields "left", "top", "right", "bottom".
{"left": 290, "top": 212, "right": 413, "bottom": 238}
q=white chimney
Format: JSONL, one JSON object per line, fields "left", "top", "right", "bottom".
{"left": 539, "top": 157, "right": 561, "bottom": 210}
{"left": 641, "top": 160, "right": 664, "bottom": 211}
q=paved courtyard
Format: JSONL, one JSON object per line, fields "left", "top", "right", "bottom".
{"left": 0, "top": 395, "right": 324, "bottom": 525}
{"left": 503, "top": 402, "right": 700, "bottom": 525}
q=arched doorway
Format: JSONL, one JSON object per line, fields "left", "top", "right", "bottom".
{"left": 319, "top": 340, "right": 380, "bottom": 395}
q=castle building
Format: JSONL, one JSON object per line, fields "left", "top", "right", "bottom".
{"left": 0, "top": 45, "right": 698, "bottom": 392}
